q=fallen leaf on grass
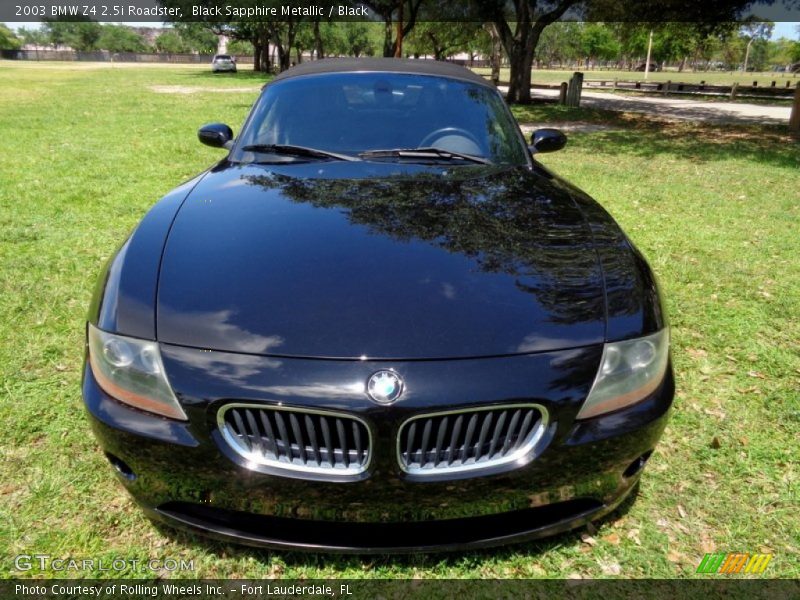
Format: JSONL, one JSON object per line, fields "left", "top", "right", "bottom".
{"left": 599, "top": 561, "right": 622, "bottom": 575}
{"left": 747, "top": 370, "right": 766, "bottom": 379}
{"left": 703, "top": 408, "right": 726, "bottom": 419}
{"left": 603, "top": 533, "right": 621, "bottom": 545}
{"left": 710, "top": 436, "right": 721, "bottom": 449}
{"left": 677, "top": 504, "right": 687, "bottom": 518}
{"left": 627, "top": 529, "right": 641, "bottom": 545}
{"left": 581, "top": 533, "right": 597, "bottom": 546}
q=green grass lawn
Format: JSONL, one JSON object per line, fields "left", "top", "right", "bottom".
{"left": 0, "top": 61, "right": 798, "bottom": 580}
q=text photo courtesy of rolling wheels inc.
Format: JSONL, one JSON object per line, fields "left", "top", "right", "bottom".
{"left": 0, "top": 0, "right": 799, "bottom": 597}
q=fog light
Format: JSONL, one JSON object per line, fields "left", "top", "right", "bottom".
{"left": 105, "top": 452, "right": 136, "bottom": 481}
{"left": 623, "top": 450, "right": 653, "bottom": 479}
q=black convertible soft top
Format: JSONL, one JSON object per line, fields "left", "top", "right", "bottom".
{"left": 269, "top": 57, "right": 494, "bottom": 88}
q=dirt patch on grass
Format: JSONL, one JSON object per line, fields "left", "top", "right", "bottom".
{"left": 150, "top": 85, "right": 261, "bottom": 94}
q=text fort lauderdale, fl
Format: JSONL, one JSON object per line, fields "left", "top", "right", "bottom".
{"left": 193, "top": 4, "right": 369, "bottom": 18}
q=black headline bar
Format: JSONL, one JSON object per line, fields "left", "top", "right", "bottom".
{"left": 2, "top": 0, "right": 800, "bottom": 22}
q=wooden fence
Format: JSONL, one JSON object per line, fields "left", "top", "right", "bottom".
{"left": 583, "top": 78, "right": 798, "bottom": 100}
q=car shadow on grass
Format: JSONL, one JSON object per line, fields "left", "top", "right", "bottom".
{"left": 573, "top": 122, "right": 800, "bottom": 170}
{"left": 516, "top": 105, "right": 800, "bottom": 170}
{"left": 152, "top": 484, "right": 640, "bottom": 572}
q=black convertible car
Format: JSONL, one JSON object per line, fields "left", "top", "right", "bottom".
{"left": 83, "top": 58, "right": 673, "bottom": 552}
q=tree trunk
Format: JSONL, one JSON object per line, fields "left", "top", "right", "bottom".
{"left": 261, "top": 39, "right": 271, "bottom": 72}
{"left": 383, "top": 18, "right": 393, "bottom": 57}
{"left": 253, "top": 40, "right": 262, "bottom": 72}
{"left": 507, "top": 44, "right": 533, "bottom": 103}
{"left": 275, "top": 43, "right": 288, "bottom": 71}
{"left": 394, "top": 0, "right": 404, "bottom": 57}
{"left": 506, "top": 31, "right": 537, "bottom": 104}
{"left": 487, "top": 24, "right": 501, "bottom": 87}
{"left": 313, "top": 19, "right": 323, "bottom": 59}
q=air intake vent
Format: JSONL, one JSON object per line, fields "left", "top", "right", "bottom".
{"left": 218, "top": 404, "right": 371, "bottom": 477}
{"left": 398, "top": 404, "right": 548, "bottom": 477}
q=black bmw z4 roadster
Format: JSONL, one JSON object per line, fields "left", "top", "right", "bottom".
{"left": 83, "top": 58, "right": 673, "bottom": 553}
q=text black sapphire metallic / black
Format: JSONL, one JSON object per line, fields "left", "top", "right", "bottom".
{"left": 82, "top": 58, "right": 674, "bottom": 553}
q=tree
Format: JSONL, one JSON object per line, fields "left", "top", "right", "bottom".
{"left": 42, "top": 18, "right": 102, "bottom": 50}
{"left": 580, "top": 23, "right": 619, "bottom": 67}
{"left": 484, "top": 0, "right": 581, "bottom": 104}
{"left": 97, "top": 25, "right": 148, "bottom": 53}
{"left": 17, "top": 27, "right": 48, "bottom": 48}
{"left": 0, "top": 24, "right": 21, "bottom": 50}
{"left": 337, "top": 22, "right": 379, "bottom": 57}
{"left": 154, "top": 30, "right": 190, "bottom": 54}
{"left": 739, "top": 19, "right": 773, "bottom": 71}
{"left": 227, "top": 39, "right": 255, "bottom": 56}
{"left": 364, "top": 0, "right": 425, "bottom": 57}
{"left": 485, "top": 0, "right": 769, "bottom": 103}
{"left": 172, "top": 22, "right": 218, "bottom": 53}
{"left": 535, "top": 22, "right": 584, "bottom": 67}
{"left": 767, "top": 38, "right": 795, "bottom": 67}
{"left": 406, "top": 22, "right": 482, "bottom": 60}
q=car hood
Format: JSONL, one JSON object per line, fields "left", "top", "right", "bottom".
{"left": 156, "top": 162, "right": 606, "bottom": 359}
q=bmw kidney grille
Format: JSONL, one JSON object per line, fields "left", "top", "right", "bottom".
{"left": 218, "top": 404, "right": 371, "bottom": 476}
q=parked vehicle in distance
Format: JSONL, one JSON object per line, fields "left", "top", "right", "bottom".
{"left": 211, "top": 54, "right": 236, "bottom": 73}
{"left": 83, "top": 58, "right": 673, "bottom": 553}
{"left": 635, "top": 62, "right": 660, "bottom": 72}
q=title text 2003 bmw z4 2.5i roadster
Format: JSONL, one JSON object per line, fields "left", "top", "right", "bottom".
{"left": 83, "top": 58, "right": 673, "bottom": 553}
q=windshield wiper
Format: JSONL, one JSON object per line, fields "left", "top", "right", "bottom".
{"left": 359, "top": 147, "right": 491, "bottom": 165}
{"left": 240, "top": 144, "right": 360, "bottom": 162}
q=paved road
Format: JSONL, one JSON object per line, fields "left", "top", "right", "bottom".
{"left": 527, "top": 88, "right": 793, "bottom": 125}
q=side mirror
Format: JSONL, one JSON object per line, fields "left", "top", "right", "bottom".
{"left": 198, "top": 123, "right": 234, "bottom": 149}
{"left": 529, "top": 128, "right": 567, "bottom": 154}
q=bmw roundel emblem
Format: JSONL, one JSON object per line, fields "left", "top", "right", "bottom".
{"left": 366, "top": 370, "right": 404, "bottom": 404}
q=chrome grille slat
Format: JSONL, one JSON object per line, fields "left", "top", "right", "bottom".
{"left": 398, "top": 404, "right": 548, "bottom": 477}
{"left": 433, "top": 416, "right": 448, "bottom": 466}
{"left": 218, "top": 404, "right": 371, "bottom": 476}
{"left": 352, "top": 421, "right": 363, "bottom": 464}
{"left": 304, "top": 415, "right": 321, "bottom": 466}
{"left": 448, "top": 415, "right": 463, "bottom": 466}
{"left": 336, "top": 419, "right": 348, "bottom": 468}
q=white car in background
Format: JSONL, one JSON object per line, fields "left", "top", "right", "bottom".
{"left": 211, "top": 54, "right": 237, "bottom": 73}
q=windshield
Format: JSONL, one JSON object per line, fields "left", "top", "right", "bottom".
{"left": 232, "top": 72, "right": 528, "bottom": 166}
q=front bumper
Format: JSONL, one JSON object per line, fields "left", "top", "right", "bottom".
{"left": 82, "top": 344, "right": 674, "bottom": 553}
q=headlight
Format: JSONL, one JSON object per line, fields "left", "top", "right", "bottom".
{"left": 577, "top": 329, "right": 669, "bottom": 420}
{"left": 87, "top": 324, "right": 187, "bottom": 420}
